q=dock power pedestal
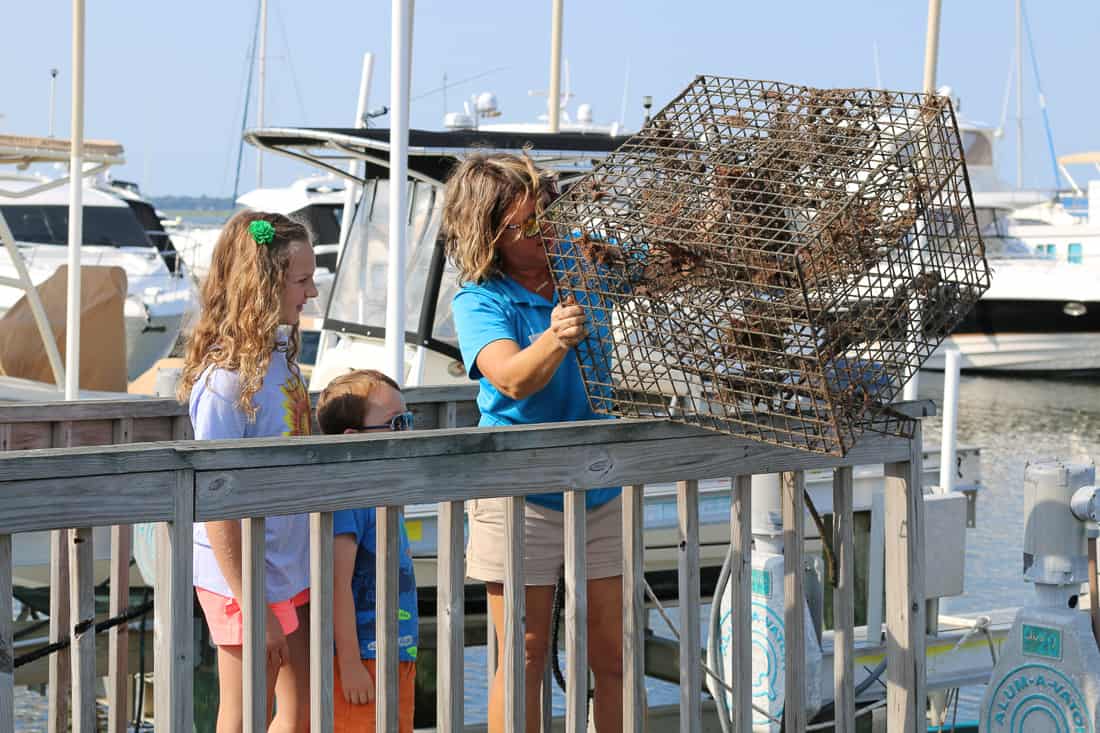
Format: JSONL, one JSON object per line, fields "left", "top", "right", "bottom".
{"left": 980, "top": 460, "right": 1100, "bottom": 733}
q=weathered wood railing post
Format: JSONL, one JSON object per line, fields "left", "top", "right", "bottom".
{"left": 503, "top": 496, "right": 527, "bottom": 732}
{"left": 310, "top": 511, "right": 335, "bottom": 732}
{"left": 730, "top": 475, "right": 752, "bottom": 733}
{"left": 885, "top": 421, "right": 926, "bottom": 732}
{"left": 782, "top": 471, "right": 806, "bottom": 732}
{"left": 48, "top": 420, "right": 73, "bottom": 733}
{"left": 436, "top": 402, "right": 464, "bottom": 732}
{"left": 154, "top": 469, "right": 194, "bottom": 733}
{"left": 622, "top": 483, "right": 646, "bottom": 733}
{"left": 376, "top": 506, "right": 401, "bottom": 733}
{"left": 563, "top": 489, "right": 588, "bottom": 733}
{"left": 108, "top": 417, "right": 133, "bottom": 733}
{"left": 1, "top": 533, "right": 13, "bottom": 733}
{"left": 47, "top": 527, "right": 69, "bottom": 733}
{"left": 242, "top": 517, "right": 267, "bottom": 733}
{"left": 69, "top": 527, "right": 95, "bottom": 733}
{"left": 833, "top": 466, "right": 856, "bottom": 733}
{"left": 678, "top": 479, "right": 702, "bottom": 733}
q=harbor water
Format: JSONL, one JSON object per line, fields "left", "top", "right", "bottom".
{"left": 11, "top": 371, "right": 1100, "bottom": 729}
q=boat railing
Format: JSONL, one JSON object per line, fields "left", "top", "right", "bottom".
{"left": 0, "top": 388, "right": 933, "bottom": 733}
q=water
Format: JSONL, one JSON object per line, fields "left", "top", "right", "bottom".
{"left": 12, "top": 372, "right": 1100, "bottom": 728}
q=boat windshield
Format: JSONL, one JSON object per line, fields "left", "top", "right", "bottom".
{"left": 961, "top": 130, "right": 994, "bottom": 166}
{"left": 0, "top": 204, "right": 151, "bottom": 248}
{"left": 325, "top": 179, "right": 461, "bottom": 350}
{"left": 294, "top": 203, "right": 343, "bottom": 246}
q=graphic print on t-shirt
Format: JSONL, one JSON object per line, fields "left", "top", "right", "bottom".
{"left": 281, "top": 375, "right": 311, "bottom": 436}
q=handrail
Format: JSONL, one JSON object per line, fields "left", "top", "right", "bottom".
{"left": 0, "top": 396, "right": 933, "bottom": 733}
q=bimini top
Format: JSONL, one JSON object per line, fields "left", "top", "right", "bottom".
{"left": 243, "top": 126, "right": 631, "bottom": 185}
{"left": 0, "top": 134, "right": 125, "bottom": 167}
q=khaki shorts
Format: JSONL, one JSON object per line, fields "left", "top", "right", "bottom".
{"left": 466, "top": 495, "right": 623, "bottom": 586}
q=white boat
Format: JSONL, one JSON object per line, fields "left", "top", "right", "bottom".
{"left": 169, "top": 174, "right": 346, "bottom": 281}
{"left": 0, "top": 177, "right": 197, "bottom": 381}
{"left": 915, "top": 112, "right": 1100, "bottom": 374}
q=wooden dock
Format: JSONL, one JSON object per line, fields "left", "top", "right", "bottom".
{"left": 0, "top": 387, "right": 932, "bottom": 732}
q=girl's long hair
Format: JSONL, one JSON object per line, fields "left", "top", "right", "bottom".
{"left": 441, "top": 151, "right": 557, "bottom": 284}
{"left": 178, "top": 210, "right": 311, "bottom": 420}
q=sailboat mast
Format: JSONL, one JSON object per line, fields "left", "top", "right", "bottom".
{"left": 548, "top": 0, "right": 563, "bottom": 132}
{"left": 1016, "top": 0, "right": 1024, "bottom": 188}
{"left": 257, "top": 0, "right": 268, "bottom": 187}
{"left": 921, "top": 0, "right": 941, "bottom": 94}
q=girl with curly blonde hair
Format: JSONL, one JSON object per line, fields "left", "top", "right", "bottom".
{"left": 180, "top": 210, "right": 318, "bottom": 732}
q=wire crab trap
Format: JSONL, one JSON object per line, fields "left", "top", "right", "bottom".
{"left": 542, "top": 75, "right": 990, "bottom": 455}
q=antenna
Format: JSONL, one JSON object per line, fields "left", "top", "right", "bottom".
{"left": 49, "top": 68, "right": 59, "bottom": 137}
{"left": 619, "top": 60, "right": 631, "bottom": 129}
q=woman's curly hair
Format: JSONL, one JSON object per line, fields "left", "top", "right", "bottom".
{"left": 178, "top": 210, "right": 312, "bottom": 420}
{"left": 441, "top": 151, "right": 557, "bottom": 284}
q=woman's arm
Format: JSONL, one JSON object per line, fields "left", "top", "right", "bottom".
{"left": 475, "top": 302, "right": 587, "bottom": 400}
{"left": 333, "top": 534, "right": 374, "bottom": 704}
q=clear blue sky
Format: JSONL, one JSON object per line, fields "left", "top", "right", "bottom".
{"left": 2, "top": 1, "right": 1096, "bottom": 197}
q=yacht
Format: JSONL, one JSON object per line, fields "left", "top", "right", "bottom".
{"left": 170, "top": 174, "right": 346, "bottom": 280}
{"left": 0, "top": 177, "right": 198, "bottom": 381}
{"left": 962, "top": 117, "right": 1100, "bottom": 264}
{"left": 927, "top": 218, "right": 1100, "bottom": 373}
{"left": 917, "top": 112, "right": 1100, "bottom": 373}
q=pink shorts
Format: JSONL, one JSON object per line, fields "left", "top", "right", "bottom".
{"left": 195, "top": 587, "right": 310, "bottom": 647}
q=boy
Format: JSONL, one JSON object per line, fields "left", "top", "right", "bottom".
{"left": 316, "top": 369, "right": 419, "bottom": 733}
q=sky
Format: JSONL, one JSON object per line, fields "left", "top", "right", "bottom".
{"left": 2, "top": 1, "right": 1097, "bottom": 197}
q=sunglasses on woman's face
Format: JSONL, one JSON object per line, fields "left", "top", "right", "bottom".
{"left": 356, "top": 411, "right": 415, "bottom": 432}
{"left": 504, "top": 215, "right": 542, "bottom": 239}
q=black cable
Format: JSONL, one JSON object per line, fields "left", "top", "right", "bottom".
{"left": 803, "top": 489, "right": 836, "bottom": 588}
{"left": 550, "top": 574, "right": 568, "bottom": 692}
{"left": 13, "top": 600, "right": 155, "bottom": 668}
{"left": 549, "top": 572, "right": 594, "bottom": 701}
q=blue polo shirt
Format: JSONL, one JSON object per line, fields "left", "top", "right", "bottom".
{"left": 452, "top": 273, "right": 620, "bottom": 511}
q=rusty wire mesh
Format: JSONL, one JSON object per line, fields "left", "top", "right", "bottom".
{"left": 542, "top": 75, "right": 990, "bottom": 455}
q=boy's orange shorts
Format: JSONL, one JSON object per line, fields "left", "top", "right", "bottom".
{"left": 333, "top": 658, "right": 416, "bottom": 733}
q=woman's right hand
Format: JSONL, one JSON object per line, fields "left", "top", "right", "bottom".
{"left": 266, "top": 608, "right": 290, "bottom": 678}
{"left": 548, "top": 302, "right": 588, "bottom": 349}
{"left": 339, "top": 657, "right": 376, "bottom": 705}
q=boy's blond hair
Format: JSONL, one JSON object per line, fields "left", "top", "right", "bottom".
{"left": 316, "top": 369, "right": 402, "bottom": 435}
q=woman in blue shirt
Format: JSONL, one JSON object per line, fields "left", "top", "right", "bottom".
{"left": 444, "top": 153, "right": 623, "bottom": 733}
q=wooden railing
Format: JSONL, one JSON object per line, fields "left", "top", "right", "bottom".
{"left": 0, "top": 390, "right": 932, "bottom": 733}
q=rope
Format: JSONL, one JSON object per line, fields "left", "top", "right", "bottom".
{"left": 13, "top": 600, "right": 154, "bottom": 669}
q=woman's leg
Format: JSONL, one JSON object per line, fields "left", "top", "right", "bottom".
{"left": 269, "top": 604, "right": 311, "bottom": 733}
{"left": 588, "top": 575, "right": 624, "bottom": 732}
{"left": 485, "top": 582, "right": 557, "bottom": 733}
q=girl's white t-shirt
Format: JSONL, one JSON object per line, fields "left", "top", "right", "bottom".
{"left": 190, "top": 348, "right": 312, "bottom": 602}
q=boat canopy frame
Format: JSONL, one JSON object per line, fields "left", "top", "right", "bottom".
{"left": 243, "top": 126, "right": 631, "bottom": 362}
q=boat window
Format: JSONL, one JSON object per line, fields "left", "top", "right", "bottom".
{"left": 325, "top": 179, "right": 461, "bottom": 348}
{"left": 0, "top": 205, "right": 151, "bottom": 248}
{"left": 293, "top": 203, "right": 343, "bottom": 246}
{"left": 983, "top": 235, "right": 1039, "bottom": 259}
{"left": 961, "top": 130, "right": 994, "bottom": 166}
{"left": 1068, "top": 242, "right": 1083, "bottom": 264}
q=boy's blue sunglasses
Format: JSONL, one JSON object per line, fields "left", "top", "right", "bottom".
{"left": 358, "top": 411, "right": 415, "bottom": 432}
